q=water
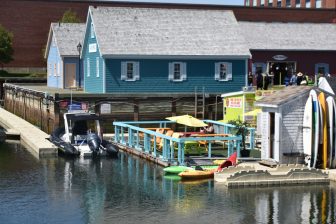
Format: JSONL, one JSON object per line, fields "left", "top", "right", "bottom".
{"left": 0, "top": 142, "right": 335, "bottom": 224}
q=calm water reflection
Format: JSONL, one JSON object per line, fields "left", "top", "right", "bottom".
{"left": 0, "top": 142, "right": 335, "bottom": 224}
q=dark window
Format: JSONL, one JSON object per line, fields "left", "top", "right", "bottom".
{"left": 318, "top": 67, "right": 325, "bottom": 75}
{"left": 286, "top": 0, "right": 291, "bottom": 7}
{"left": 174, "top": 63, "right": 181, "bottom": 80}
{"left": 277, "top": 0, "right": 281, "bottom": 7}
{"left": 127, "top": 62, "right": 134, "bottom": 79}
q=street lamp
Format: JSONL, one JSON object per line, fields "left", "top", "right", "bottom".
{"left": 77, "top": 42, "right": 82, "bottom": 88}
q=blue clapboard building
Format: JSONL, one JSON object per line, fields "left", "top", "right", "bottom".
{"left": 81, "top": 6, "right": 251, "bottom": 94}
{"left": 45, "top": 23, "right": 85, "bottom": 89}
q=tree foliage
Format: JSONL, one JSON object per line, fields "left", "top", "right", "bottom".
{"left": 228, "top": 119, "right": 250, "bottom": 151}
{"left": 0, "top": 24, "right": 14, "bottom": 68}
{"left": 59, "top": 9, "right": 81, "bottom": 23}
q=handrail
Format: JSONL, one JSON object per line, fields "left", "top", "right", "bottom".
{"left": 112, "top": 120, "right": 245, "bottom": 165}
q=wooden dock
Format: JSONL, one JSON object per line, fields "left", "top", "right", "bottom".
{"left": 215, "top": 163, "right": 330, "bottom": 187}
{"left": 0, "top": 108, "right": 58, "bottom": 157}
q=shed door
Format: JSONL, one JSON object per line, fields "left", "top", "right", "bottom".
{"left": 261, "top": 112, "right": 270, "bottom": 160}
{"left": 65, "top": 63, "right": 76, "bottom": 88}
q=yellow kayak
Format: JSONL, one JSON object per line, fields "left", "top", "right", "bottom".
{"left": 178, "top": 169, "right": 216, "bottom": 180}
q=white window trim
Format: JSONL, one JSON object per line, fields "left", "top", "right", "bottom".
{"left": 87, "top": 58, "right": 90, "bottom": 77}
{"left": 168, "top": 62, "right": 187, "bottom": 82}
{"left": 121, "top": 61, "right": 140, "bottom": 81}
{"left": 96, "top": 57, "right": 99, "bottom": 77}
{"left": 215, "top": 62, "right": 232, "bottom": 81}
{"left": 54, "top": 63, "right": 56, "bottom": 77}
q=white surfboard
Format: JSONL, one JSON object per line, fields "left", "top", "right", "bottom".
{"left": 326, "top": 96, "right": 335, "bottom": 168}
{"left": 310, "top": 90, "right": 319, "bottom": 168}
{"left": 303, "top": 95, "right": 313, "bottom": 166}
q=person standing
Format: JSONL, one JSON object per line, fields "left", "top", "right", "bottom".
{"left": 263, "top": 73, "right": 269, "bottom": 90}
{"left": 248, "top": 72, "right": 253, "bottom": 86}
{"left": 290, "top": 73, "right": 297, "bottom": 85}
{"left": 256, "top": 72, "right": 263, "bottom": 90}
{"left": 296, "top": 72, "right": 303, "bottom": 86}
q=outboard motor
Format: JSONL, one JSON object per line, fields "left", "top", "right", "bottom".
{"left": 87, "top": 132, "right": 101, "bottom": 152}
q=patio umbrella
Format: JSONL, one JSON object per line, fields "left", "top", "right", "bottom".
{"left": 244, "top": 108, "right": 262, "bottom": 116}
{"left": 166, "top": 115, "right": 208, "bottom": 127}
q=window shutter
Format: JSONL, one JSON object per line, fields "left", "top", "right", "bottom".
{"left": 168, "top": 62, "right": 174, "bottom": 80}
{"left": 121, "top": 62, "right": 127, "bottom": 80}
{"left": 181, "top": 62, "right": 187, "bottom": 80}
{"left": 134, "top": 62, "right": 140, "bottom": 80}
{"left": 226, "top": 63, "right": 232, "bottom": 81}
{"left": 215, "top": 62, "right": 220, "bottom": 80}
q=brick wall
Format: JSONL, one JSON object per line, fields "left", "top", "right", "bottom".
{"left": 0, "top": 0, "right": 335, "bottom": 69}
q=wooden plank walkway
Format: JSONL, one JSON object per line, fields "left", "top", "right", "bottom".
{"left": 0, "top": 108, "right": 57, "bottom": 156}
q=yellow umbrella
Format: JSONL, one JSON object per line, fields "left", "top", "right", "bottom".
{"left": 244, "top": 108, "right": 262, "bottom": 116}
{"left": 166, "top": 115, "right": 208, "bottom": 127}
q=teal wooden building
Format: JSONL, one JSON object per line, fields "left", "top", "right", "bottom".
{"left": 45, "top": 23, "right": 85, "bottom": 89}
{"left": 81, "top": 6, "right": 251, "bottom": 94}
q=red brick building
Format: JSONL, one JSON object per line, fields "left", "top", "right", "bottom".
{"left": 245, "top": 0, "right": 336, "bottom": 9}
{"left": 0, "top": 0, "right": 335, "bottom": 72}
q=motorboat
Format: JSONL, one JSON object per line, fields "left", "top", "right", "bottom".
{"left": 50, "top": 112, "right": 118, "bottom": 157}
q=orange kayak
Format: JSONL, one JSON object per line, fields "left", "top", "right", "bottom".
{"left": 178, "top": 169, "right": 216, "bottom": 180}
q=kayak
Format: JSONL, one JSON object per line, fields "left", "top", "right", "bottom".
{"left": 163, "top": 166, "right": 193, "bottom": 175}
{"left": 217, "top": 152, "right": 237, "bottom": 172}
{"left": 178, "top": 169, "right": 216, "bottom": 180}
{"left": 164, "top": 165, "right": 218, "bottom": 175}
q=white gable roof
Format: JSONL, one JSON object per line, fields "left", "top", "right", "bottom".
{"left": 89, "top": 6, "right": 251, "bottom": 58}
{"left": 239, "top": 21, "right": 336, "bottom": 51}
{"left": 45, "top": 23, "right": 86, "bottom": 58}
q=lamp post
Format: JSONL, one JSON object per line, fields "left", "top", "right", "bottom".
{"left": 77, "top": 42, "right": 82, "bottom": 88}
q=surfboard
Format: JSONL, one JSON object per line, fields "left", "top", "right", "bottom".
{"left": 310, "top": 90, "right": 319, "bottom": 168}
{"left": 318, "top": 92, "right": 328, "bottom": 169}
{"left": 326, "top": 96, "right": 335, "bottom": 168}
{"left": 303, "top": 95, "right": 313, "bottom": 166}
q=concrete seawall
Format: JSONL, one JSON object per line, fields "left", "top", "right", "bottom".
{"left": 0, "top": 107, "right": 57, "bottom": 157}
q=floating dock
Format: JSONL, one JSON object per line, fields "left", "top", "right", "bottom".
{"left": 215, "top": 164, "right": 330, "bottom": 187}
{"left": 0, "top": 108, "right": 58, "bottom": 157}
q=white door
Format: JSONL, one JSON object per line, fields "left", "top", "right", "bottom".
{"left": 261, "top": 112, "right": 271, "bottom": 160}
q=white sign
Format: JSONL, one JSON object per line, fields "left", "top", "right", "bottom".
{"left": 272, "top": 55, "right": 288, "bottom": 61}
{"left": 100, "top": 103, "right": 111, "bottom": 114}
{"left": 89, "top": 43, "right": 97, "bottom": 53}
{"left": 225, "top": 97, "right": 242, "bottom": 108}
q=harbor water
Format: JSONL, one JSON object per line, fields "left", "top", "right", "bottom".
{"left": 0, "top": 142, "right": 335, "bottom": 224}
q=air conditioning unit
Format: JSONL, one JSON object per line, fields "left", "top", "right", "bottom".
{"left": 242, "top": 86, "right": 254, "bottom": 92}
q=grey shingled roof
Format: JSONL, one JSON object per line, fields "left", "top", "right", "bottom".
{"left": 255, "top": 86, "right": 313, "bottom": 107}
{"left": 89, "top": 6, "right": 251, "bottom": 57}
{"left": 48, "top": 23, "right": 86, "bottom": 57}
{"left": 239, "top": 22, "right": 336, "bottom": 51}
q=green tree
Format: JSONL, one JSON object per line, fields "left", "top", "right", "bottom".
{"left": 228, "top": 119, "right": 250, "bottom": 152}
{"left": 0, "top": 24, "right": 14, "bottom": 69}
{"left": 59, "top": 9, "right": 82, "bottom": 23}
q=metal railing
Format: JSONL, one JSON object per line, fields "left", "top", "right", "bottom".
{"left": 112, "top": 120, "right": 255, "bottom": 165}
